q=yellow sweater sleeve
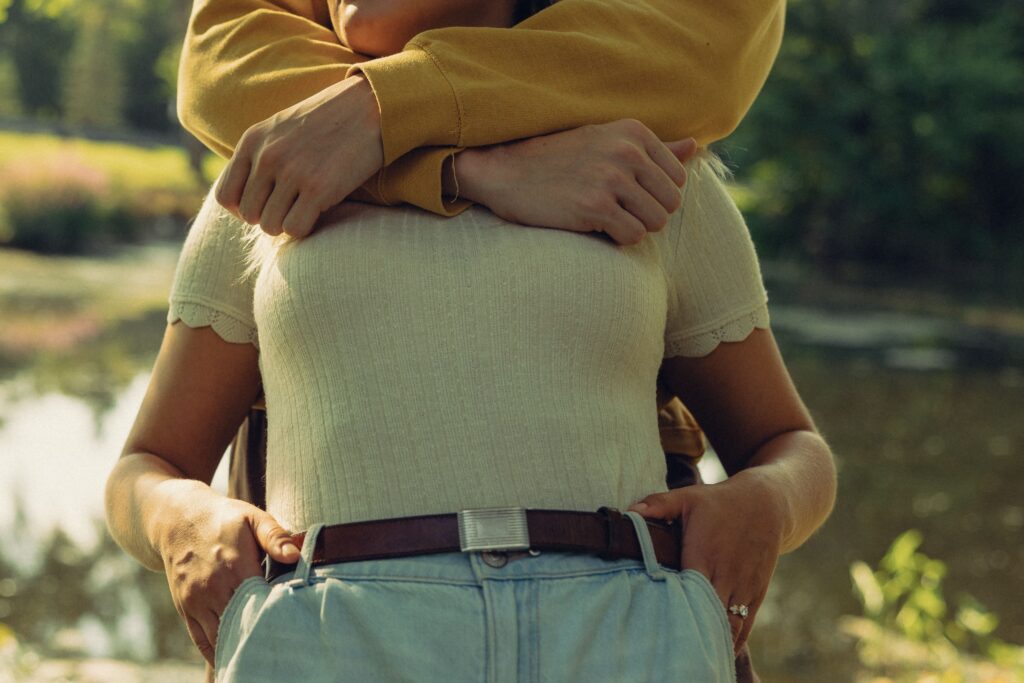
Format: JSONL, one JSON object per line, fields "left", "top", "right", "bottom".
{"left": 178, "top": 0, "right": 783, "bottom": 217}
{"left": 350, "top": 0, "right": 786, "bottom": 165}
{"left": 175, "top": 0, "right": 471, "bottom": 216}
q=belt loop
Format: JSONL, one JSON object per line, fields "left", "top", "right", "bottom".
{"left": 623, "top": 511, "right": 667, "bottom": 581}
{"left": 596, "top": 506, "right": 622, "bottom": 561}
{"left": 288, "top": 522, "right": 324, "bottom": 589}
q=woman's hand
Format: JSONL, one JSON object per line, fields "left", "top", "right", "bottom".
{"left": 452, "top": 118, "right": 697, "bottom": 246}
{"left": 156, "top": 485, "right": 301, "bottom": 666}
{"left": 214, "top": 75, "right": 385, "bottom": 240}
{"left": 626, "top": 472, "right": 787, "bottom": 654}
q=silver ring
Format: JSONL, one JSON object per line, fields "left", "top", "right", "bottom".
{"left": 728, "top": 604, "right": 749, "bottom": 618}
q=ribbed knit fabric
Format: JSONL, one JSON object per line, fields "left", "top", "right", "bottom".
{"left": 167, "top": 156, "right": 769, "bottom": 533}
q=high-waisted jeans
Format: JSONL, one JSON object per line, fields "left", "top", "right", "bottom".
{"left": 214, "top": 511, "right": 736, "bottom": 682}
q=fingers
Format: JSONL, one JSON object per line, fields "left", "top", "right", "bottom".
{"left": 626, "top": 489, "right": 691, "bottom": 522}
{"left": 611, "top": 134, "right": 694, "bottom": 239}
{"left": 733, "top": 594, "right": 762, "bottom": 652}
{"left": 633, "top": 138, "right": 695, "bottom": 221}
{"left": 617, "top": 181, "right": 671, "bottom": 235}
{"left": 260, "top": 183, "right": 300, "bottom": 237}
{"left": 214, "top": 156, "right": 252, "bottom": 218}
{"left": 281, "top": 196, "right": 324, "bottom": 240}
{"left": 237, "top": 171, "right": 276, "bottom": 227}
{"left": 704, "top": 568, "right": 744, "bottom": 649}
{"left": 599, "top": 202, "right": 649, "bottom": 246}
{"left": 186, "top": 612, "right": 217, "bottom": 667}
{"left": 731, "top": 581, "right": 767, "bottom": 652}
{"left": 632, "top": 161, "right": 684, "bottom": 219}
{"left": 250, "top": 510, "right": 301, "bottom": 563}
{"left": 710, "top": 565, "right": 764, "bottom": 655}
{"left": 661, "top": 138, "right": 698, "bottom": 171}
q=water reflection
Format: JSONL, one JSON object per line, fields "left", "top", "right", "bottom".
{"left": 1, "top": 254, "right": 1021, "bottom": 679}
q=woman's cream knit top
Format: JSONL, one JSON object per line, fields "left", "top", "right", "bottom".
{"left": 167, "top": 156, "right": 769, "bottom": 534}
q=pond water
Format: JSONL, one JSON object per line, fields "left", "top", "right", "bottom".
{"left": 1, "top": 246, "right": 1021, "bottom": 680}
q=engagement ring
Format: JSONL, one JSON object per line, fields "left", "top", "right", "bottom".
{"left": 728, "top": 604, "right": 749, "bottom": 618}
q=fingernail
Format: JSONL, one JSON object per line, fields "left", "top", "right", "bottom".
{"left": 281, "top": 542, "right": 299, "bottom": 557}
{"left": 629, "top": 503, "right": 649, "bottom": 512}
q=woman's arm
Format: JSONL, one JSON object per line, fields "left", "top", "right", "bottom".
{"left": 105, "top": 323, "right": 298, "bottom": 665}
{"left": 629, "top": 328, "right": 837, "bottom": 652}
{"left": 653, "top": 328, "right": 836, "bottom": 551}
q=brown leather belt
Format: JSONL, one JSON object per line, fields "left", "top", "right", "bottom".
{"left": 265, "top": 507, "right": 682, "bottom": 582}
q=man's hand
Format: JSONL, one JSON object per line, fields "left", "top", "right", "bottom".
{"left": 214, "top": 75, "right": 384, "bottom": 239}
{"left": 451, "top": 119, "right": 697, "bottom": 246}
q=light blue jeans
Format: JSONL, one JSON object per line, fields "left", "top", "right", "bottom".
{"left": 214, "top": 511, "right": 736, "bottom": 682}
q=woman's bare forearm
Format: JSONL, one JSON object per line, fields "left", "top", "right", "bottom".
{"left": 104, "top": 452, "right": 215, "bottom": 572}
{"left": 729, "top": 430, "right": 837, "bottom": 554}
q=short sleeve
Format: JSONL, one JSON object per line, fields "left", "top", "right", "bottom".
{"left": 651, "top": 153, "right": 770, "bottom": 358}
{"left": 167, "top": 186, "right": 259, "bottom": 349}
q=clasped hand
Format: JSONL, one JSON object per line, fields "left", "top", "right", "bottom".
{"left": 212, "top": 71, "right": 697, "bottom": 247}
{"left": 214, "top": 75, "right": 385, "bottom": 239}
{"left": 627, "top": 474, "right": 786, "bottom": 654}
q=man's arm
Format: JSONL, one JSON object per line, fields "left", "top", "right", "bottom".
{"left": 350, "top": 0, "right": 785, "bottom": 165}
{"left": 178, "top": 0, "right": 784, "bottom": 215}
{"left": 176, "top": 0, "right": 466, "bottom": 215}
{"left": 177, "top": 0, "right": 353, "bottom": 160}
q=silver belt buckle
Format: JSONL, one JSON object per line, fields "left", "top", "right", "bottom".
{"left": 457, "top": 507, "right": 530, "bottom": 552}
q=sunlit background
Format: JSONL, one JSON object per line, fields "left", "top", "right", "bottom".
{"left": 0, "top": 0, "right": 1021, "bottom": 680}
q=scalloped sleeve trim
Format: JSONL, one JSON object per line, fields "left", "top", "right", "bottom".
{"left": 664, "top": 302, "right": 770, "bottom": 358}
{"left": 167, "top": 299, "right": 260, "bottom": 350}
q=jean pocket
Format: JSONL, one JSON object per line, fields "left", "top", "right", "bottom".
{"left": 676, "top": 569, "right": 734, "bottom": 661}
{"left": 214, "top": 575, "right": 270, "bottom": 675}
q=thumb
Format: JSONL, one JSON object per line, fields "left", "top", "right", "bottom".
{"left": 664, "top": 137, "right": 697, "bottom": 164}
{"left": 250, "top": 510, "right": 301, "bottom": 563}
{"left": 626, "top": 489, "right": 693, "bottom": 523}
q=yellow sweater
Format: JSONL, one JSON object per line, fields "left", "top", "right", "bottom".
{"left": 177, "top": 0, "right": 785, "bottom": 218}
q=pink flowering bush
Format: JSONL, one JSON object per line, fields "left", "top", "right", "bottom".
{"left": 0, "top": 152, "right": 140, "bottom": 253}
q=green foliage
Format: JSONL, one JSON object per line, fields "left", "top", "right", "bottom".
{"left": 843, "top": 529, "right": 1024, "bottom": 680}
{"left": 852, "top": 530, "right": 952, "bottom": 643}
{"left": 725, "top": 0, "right": 1024, "bottom": 277}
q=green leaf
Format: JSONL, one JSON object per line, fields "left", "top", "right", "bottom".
{"left": 850, "top": 561, "right": 885, "bottom": 616}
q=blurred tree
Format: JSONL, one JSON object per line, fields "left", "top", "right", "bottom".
{"left": 0, "top": 0, "right": 74, "bottom": 119}
{"left": 120, "top": 0, "right": 185, "bottom": 132}
{"left": 723, "top": 0, "right": 1024, "bottom": 279}
{"left": 61, "top": 2, "right": 125, "bottom": 129}
{"left": 0, "top": 54, "right": 22, "bottom": 116}
{"left": 1, "top": 0, "right": 186, "bottom": 131}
